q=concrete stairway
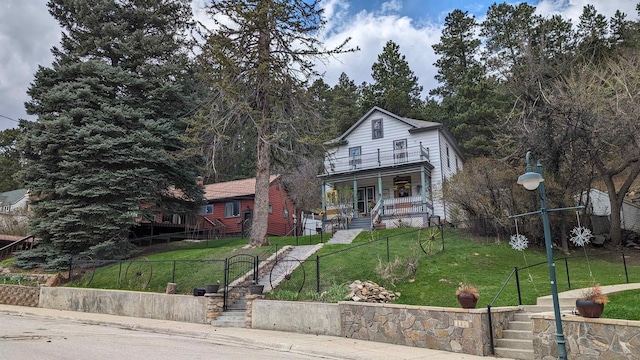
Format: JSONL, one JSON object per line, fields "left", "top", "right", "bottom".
{"left": 212, "top": 244, "right": 325, "bottom": 328}
{"left": 211, "top": 297, "right": 247, "bottom": 328}
{"left": 260, "top": 244, "right": 322, "bottom": 292}
{"left": 494, "top": 312, "right": 534, "bottom": 360}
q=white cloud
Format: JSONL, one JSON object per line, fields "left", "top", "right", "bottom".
{"left": 318, "top": 3, "right": 442, "bottom": 97}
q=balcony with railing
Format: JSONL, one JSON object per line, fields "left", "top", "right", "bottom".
{"left": 324, "top": 144, "right": 430, "bottom": 175}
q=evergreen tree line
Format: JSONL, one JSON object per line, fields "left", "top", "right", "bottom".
{"left": 4, "top": 1, "right": 639, "bottom": 268}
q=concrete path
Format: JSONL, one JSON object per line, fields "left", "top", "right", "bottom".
{"left": 536, "top": 282, "right": 640, "bottom": 309}
{"left": 0, "top": 304, "right": 508, "bottom": 360}
{"left": 259, "top": 244, "right": 323, "bottom": 292}
{"left": 327, "top": 229, "right": 363, "bottom": 244}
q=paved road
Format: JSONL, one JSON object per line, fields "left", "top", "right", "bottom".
{"left": 0, "top": 314, "right": 322, "bottom": 360}
{"left": 0, "top": 304, "right": 505, "bottom": 360}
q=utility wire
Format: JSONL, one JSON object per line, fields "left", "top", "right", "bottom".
{"left": 0, "top": 114, "right": 19, "bottom": 123}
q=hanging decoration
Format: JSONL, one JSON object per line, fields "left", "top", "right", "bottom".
{"left": 571, "top": 211, "right": 594, "bottom": 278}
{"left": 509, "top": 220, "right": 529, "bottom": 251}
{"left": 569, "top": 225, "right": 593, "bottom": 247}
{"left": 510, "top": 219, "right": 535, "bottom": 285}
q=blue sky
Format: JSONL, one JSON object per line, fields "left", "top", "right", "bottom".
{"left": 0, "top": 0, "right": 637, "bottom": 130}
{"left": 345, "top": 0, "right": 540, "bottom": 22}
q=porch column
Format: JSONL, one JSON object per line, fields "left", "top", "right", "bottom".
{"left": 353, "top": 175, "right": 358, "bottom": 219}
{"left": 377, "top": 171, "right": 383, "bottom": 215}
{"left": 420, "top": 165, "right": 427, "bottom": 213}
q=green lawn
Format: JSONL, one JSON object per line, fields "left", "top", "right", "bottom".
{"left": 66, "top": 227, "right": 640, "bottom": 320}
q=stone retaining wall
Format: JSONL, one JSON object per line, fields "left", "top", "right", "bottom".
{"left": 0, "top": 284, "right": 39, "bottom": 307}
{"left": 532, "top": 313, "right": 640, "bottom": 359}
{"left": 340, "top": 302, "right": 516, "bottom": 357}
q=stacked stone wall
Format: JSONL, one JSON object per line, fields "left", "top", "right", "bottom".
{"left": 340, "top": 302, "right": 514, "bottom": 357}
{"left": 0, "top": 284, "right": 39, "bottom": 307}
{"left": 532, "top": 314, "right": 640, "bottom": 359}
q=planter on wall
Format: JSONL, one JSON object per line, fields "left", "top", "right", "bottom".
{"left": 205, "top": 284, "right": 219, "bottom": 293}
{"left": 457, "top": 294, "right": 478, "bottom": 309}
{"left": 576, "top": 299, "right": 604, "bottom": 318}
{"left": 249, "top": 284, "right": 264, "bottom": 295}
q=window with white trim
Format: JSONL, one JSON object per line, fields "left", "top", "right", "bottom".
{"left": 224, "top": 201, "right": 241, "bottom": 218}
{"left": 372, "top": 118, "right": 383, "bottom": 139}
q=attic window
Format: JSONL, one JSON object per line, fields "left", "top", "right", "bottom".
{"left": 372, "top": 118, "right": 383, "bottom": 139}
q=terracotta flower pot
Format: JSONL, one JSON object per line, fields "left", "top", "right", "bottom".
{"left": 457, "top": 294, "right": 478, "bottom": 309}
{"left": 576, "top": 299, "right": 604, "bottom": 318}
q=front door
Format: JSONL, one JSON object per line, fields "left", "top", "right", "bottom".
{"left": 357, "top": 186, "right": 376, "bottom": 215}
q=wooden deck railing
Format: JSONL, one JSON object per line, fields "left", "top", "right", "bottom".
{"left": 0, "top": 234, "right": 35, "bottom": 261}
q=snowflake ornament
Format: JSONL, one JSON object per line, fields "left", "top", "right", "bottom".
{"left": 510, "top": 234, "right": 529, "bottom": 251}
{"left": 570, "top": 226, "right": 592, "bottom": 247}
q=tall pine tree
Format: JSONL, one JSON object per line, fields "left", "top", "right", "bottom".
{"left": 197, "top": 0, "right": 353, "bottom": 247}
{"left": 17, "top": 0, "right": 202, "bottom": 269}
{"left": 362, "top": 40, "right": 423, "bottom": 117}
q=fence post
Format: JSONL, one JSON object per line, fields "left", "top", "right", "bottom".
{"left": 254, "top": 255, "right": 259, "bottom": 283}
{"left": 316, "top": 255, "right": 320, "bottom": 293}
{"left": 515, "top": 267, "right": 522, "bottom": 305}
{"left": 564, "top": 258, "right": 571, "bottom": 289}
{"left": 117, "top": 261, "right": 123, "bottom": 288}
{"left": 172, "top": 261, "right": 176, "bottom": 283}
{"left": 386, "top": 237, "right": 390, "bottom": 263}
{"left": 488, "top": 304, "right": 495, "bottom": 355}
{"left": 622, "top": 251, "right": 629, "bottom": 283}
{"left": 68, "top": 257, "right": 73, "bottom": 281}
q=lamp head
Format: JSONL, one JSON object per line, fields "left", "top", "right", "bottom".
{"left": 517, "top": 171, "right": 544, "bottom": 191}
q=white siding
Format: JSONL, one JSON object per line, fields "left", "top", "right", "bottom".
{"left": 322, "top": 108, "right": 464, "bottom": 223}
{"left": 580, "top": 189, "right": 640, "bottom": 232}
{"left": 333, "top": 110, "right": 440, "bottom": 167}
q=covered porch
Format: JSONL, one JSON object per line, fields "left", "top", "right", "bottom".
{"left": 320, "top": 165, "right": 434, "bottom": 230}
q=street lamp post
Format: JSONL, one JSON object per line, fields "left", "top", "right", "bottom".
{"left": 515, "top": 151, "right": 567, "bottom": 360}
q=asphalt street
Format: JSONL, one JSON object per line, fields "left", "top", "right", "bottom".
{"left": 0, "top": 314, "right": 323, "bottom": 360}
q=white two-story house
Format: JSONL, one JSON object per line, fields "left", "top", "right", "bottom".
{"left": 319, "top": 107, "right": 464, "bottom": 230}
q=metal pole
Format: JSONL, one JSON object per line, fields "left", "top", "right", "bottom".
{"left": 536, "top": 160, "right": 567, "bottom": 360}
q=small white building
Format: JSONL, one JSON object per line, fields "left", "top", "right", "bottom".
{"left": 579, "top": 188, "right": 640, "bottom": 232}
{"left": 0, "top": 189, "right": 28, "bottom": 213}
{"left": 319, "top": 107, "right": 464, "bottom": 230}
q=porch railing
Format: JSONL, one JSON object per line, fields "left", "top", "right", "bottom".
{"left": 324, "top": 144, "right": 430, "bottom": 174}
{"left": 380, "top": 196, "right": 429, "bottom": 215}
{"left": 370, "top": 198, "right": 383, "bottom": 227}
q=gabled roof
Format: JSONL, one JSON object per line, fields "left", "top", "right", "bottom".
{"left": 327, "top": 106, "right": 443, "bottom": 144}
{"left": 203, "top": 175, "right": 280, "bottom": 201}
{"left": 0, "top": 189, "right": 27, "bottom": 206}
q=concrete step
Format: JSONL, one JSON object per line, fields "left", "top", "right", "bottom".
{"left": 537, "top": 297, "right": 577, "bottom": 307}
{"left": 502, "top": 329, "right": 534, "bottom": 340}
{"left": 227, "top": 299, "right": 247, "bottom": 310}
{"left": 494, "top": 347, "right": 534, "bottom": 360}
{"left": 211, "top": 310, "right": 246, "bottom": 328}
{"left": 520, "top": 304, "right": 574, "bottom": 313}
{"left": 508, "top": 320, "right": 532, "bottom": 331}
{"left": 513, "top": 313, "right": 532, "bottom": 322}
{"left": 495, "top": 338, "right": 534, "bottom": 350}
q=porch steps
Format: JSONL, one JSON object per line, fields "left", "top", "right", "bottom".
{"left": 349, "top": 216, "right": 371, "bottom": 230}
